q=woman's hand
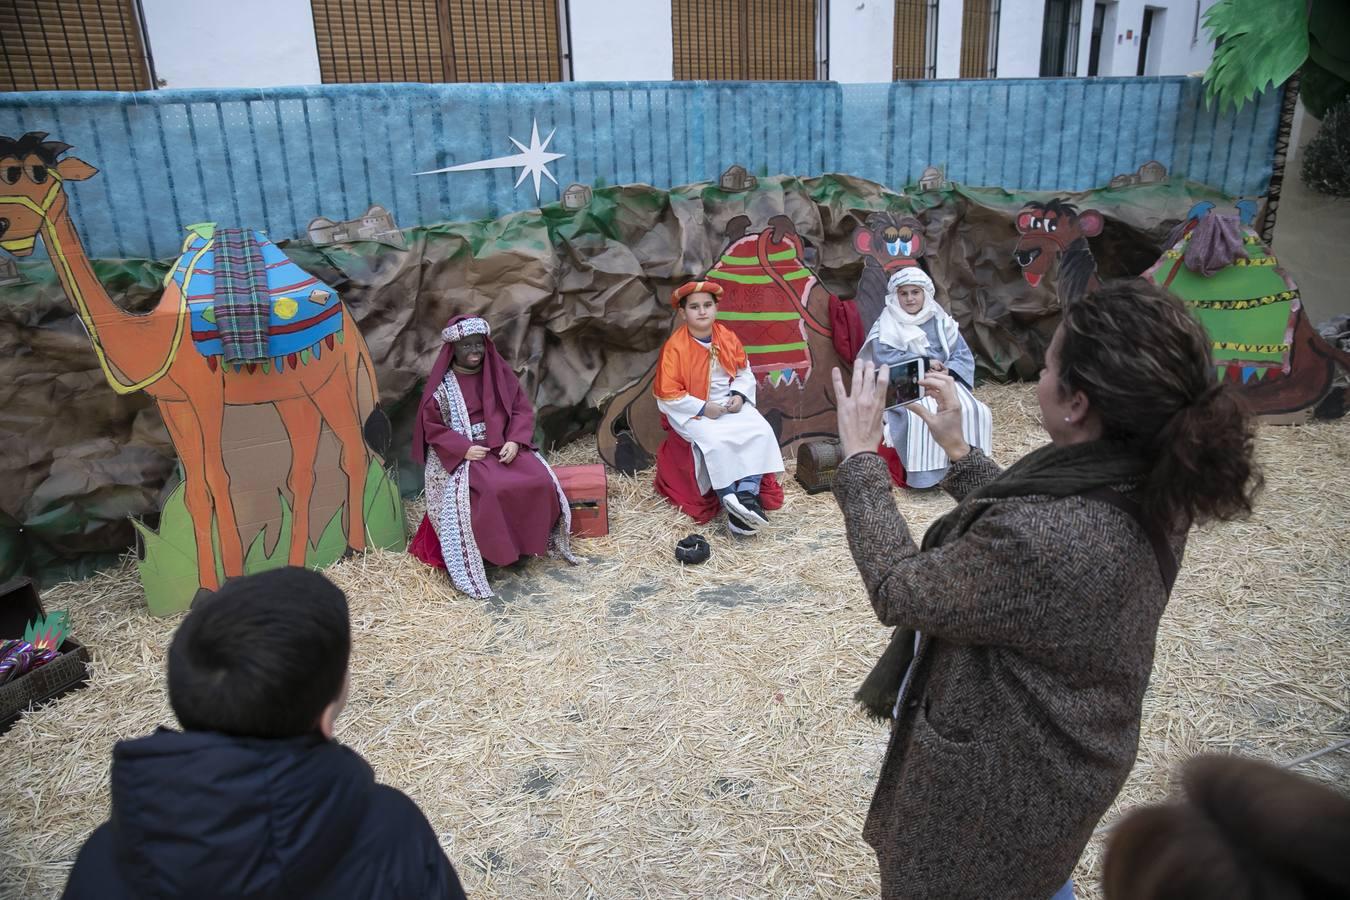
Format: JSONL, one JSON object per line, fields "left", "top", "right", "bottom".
{"left": 928, "top": 359, "right": 946, "bottom": 374}
{"left": 465, "top": 445, "right": 490, "bottom": 461}
{"left": 499, "top": 441, "right": 520, "bottom": 464}
{"left": 702, "top": 402, "right": 727, "bottom": 420}
{"left": 831, "top": 362, "right": 889, "bottom": 460}
{"left": 909, "top": 371, "right": 970, "bottom": 461}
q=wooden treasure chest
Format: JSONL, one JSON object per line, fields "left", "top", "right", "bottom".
{"left": 554, "top": 464, "right": 609, "bottom": 538}
{"left": 794, "top": 438, "right": 844, "bottom": 495}
{"left": 1, "top": 577, "right": 91, "bottom": 735}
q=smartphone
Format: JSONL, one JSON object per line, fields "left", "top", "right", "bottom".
{"left": 885, "top": 358, "right": 926, "bottom": 410}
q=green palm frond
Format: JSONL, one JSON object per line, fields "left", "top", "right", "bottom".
{"left": 1203, "top": 0, "right": 1309, "bottom": 114}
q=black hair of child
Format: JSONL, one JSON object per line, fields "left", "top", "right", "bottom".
{"left": 168, "top": 566, "right": 351, "bottom": 739}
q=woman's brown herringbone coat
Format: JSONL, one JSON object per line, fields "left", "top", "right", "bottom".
{"left": 834, "top": 450, "right": 1183, "bottom": 900}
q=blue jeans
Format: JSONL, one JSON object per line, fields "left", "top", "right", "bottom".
{"left": 1050, "top": 880, "right": 1075, "bottom": 900}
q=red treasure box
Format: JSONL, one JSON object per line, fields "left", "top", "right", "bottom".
{"left": 0, "top": 577, "right": 92, "bottom": 735}
{"left": 554, "top": 464, "right": 609, "bottom": 538}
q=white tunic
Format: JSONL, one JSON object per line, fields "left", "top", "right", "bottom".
{"left": 657, "top": 351, "right": 785, "bottom": 493}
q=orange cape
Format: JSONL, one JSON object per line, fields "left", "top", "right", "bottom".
{"left": 654, "top": 323, "right": 748, "bottom": 403}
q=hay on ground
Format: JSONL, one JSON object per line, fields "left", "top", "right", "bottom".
{"left": 0, "top": 383, "right": 1345, "bottom": 899}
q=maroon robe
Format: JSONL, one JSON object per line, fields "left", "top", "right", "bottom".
{"left": 412, "top": 367, "right": 561, "bottom": 568}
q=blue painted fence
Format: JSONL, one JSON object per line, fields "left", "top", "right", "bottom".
{"left": 0, "top": 78, "right": 1282, "bottom": 260}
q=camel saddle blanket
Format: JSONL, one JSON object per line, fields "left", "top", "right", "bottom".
{"left": 167, "top": 224, "right": 345, "bottom": 374}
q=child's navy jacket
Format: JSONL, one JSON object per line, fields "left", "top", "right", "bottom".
{"left": 62, "top": 727, "right": 466, "bottom": 899}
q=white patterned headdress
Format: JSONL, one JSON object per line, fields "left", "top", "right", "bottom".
{"left": 442, "top": 317, "right": 490, "bottom": 344}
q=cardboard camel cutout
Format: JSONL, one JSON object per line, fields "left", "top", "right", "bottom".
{"left": 850, "top": 212, "right": 930, "bottom": 335}
{"left": 0, "top": 132, "right": 403, "bottom": 614}
{"left": 1011, "top": 199, "right": 1104, "bottom": 306}
{"left": 1143, "top": 202, "right": 1350, "bottom": 417}
{"left": 597, "top": 215, "right": 850, "bottom": 473}
{"left": 1011, "top": 196, "right": 1348, "bottom": 418}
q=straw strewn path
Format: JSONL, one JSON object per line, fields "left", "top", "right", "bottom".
{"left": 2, "top": 384, "right": 1346, "bottom": 899}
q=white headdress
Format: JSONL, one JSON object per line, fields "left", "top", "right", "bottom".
{"left": 870, "top": 267, "right": 959, "bottom": 358}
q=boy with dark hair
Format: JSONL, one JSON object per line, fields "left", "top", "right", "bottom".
{"left": 653, "top": 280, "right": 785, "bottom": 536}
{"left": 63, "top": 567, "right": 466, "bottom": 900}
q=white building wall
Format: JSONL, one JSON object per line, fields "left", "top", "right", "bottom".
{"left": 935, "top": 0, "right": 966, "bottom": 79}
{"left": 141, "top": 0, "right": 322, "bottom": 89}
{"left": 136, "top": 0, "right": 1219, "bottom": 88}
{"left": 569, "top": 0, "right": 674, "bottom": 81}
{"left": 830, "top": 0, "right": 896, "bottom": 82}
{"left": 997, "top": 1, "right": 1047, "bottom": 78}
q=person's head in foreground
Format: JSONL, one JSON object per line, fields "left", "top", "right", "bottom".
{"left": 1038, "top": 279, "right": 1261, "bottom": 527}
{"left": 63, "top": 566, "right": 466, "bottom": 900}
{"left": 169, "top": 565, "right": 351, "bottom": 738}
{"left": 1104, "top": 754, "right": 1350, "bottom": 900}
{"left": 673, "top": 279, "right": 723, "bottom": 339}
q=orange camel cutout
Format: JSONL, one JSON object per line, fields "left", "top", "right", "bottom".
{"left": 0, "top": 132, "right": 384, "bottom": 603}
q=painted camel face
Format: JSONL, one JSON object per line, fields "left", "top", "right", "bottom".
{"left": 0, "top": 133, "right": 97, "bottom": 257}
{"left": 853, "top": 213, "right": 926, "bottom": 273}
{"left": 1012, "top": 200, "right": 1103, "bottom": 287}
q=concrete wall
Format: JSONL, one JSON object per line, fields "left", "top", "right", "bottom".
{"left": 570, "top": 0, "right": 673, "bottom": 81}
{"left": 831, "top": 0, "right": 896, "bottom": 82}
{"left": 141, "top": 0, "right": 322, "bottom": 89}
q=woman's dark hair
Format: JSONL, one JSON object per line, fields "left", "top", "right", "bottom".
{"left": 1057, "top": 279, "right": 1262, "bottom": 527}
{"left": 1103, "top": 754, "right": 1350, "bottom": 900}
{"left": 168, "top": 566, "right": 351, "bottom": 738}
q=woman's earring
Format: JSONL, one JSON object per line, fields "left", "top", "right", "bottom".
{"left": 1064, "top": 416, "right": 1072, "bottom": 422}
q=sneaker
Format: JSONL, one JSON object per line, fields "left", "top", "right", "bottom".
{"left": 726, "top": 509, "right": 758, "bottom": 536}
{"left": 724, "top": 490, "right": 769, "bottom": 527}
{"left": 740, "top": 490, "right": 769, "bottom": 524}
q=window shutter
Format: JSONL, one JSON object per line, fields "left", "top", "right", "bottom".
{"left": 312, "top": 0, "right": 563, "bottom": 84}
{"left": 673, "top": 0, "right": 820, "bottom": 81}
{"left": 959, "top": 0, "right": 999, "bottom": 78}
{"left": 893, "top": 0, "right": 935, "bottom": 80}
{"left": 1, "top": 0, "right": 152, "bottom": 92}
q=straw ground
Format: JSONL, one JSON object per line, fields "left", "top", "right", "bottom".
{"left": 1, "top": 383, "right": 1346, "bottom": 899}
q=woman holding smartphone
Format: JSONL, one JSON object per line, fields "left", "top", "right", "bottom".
{"left": 830, "top": 280, "right": 1261, "bottom": 899}
{"left": 858, "top": 267, "right": 991, "bottom": 488}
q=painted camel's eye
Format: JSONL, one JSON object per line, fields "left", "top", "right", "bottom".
{"left": 26, "top": 164, "right": 48, "bottom": 184}
{"left": 1, "top": 166, "right": 21, "bottom": 185}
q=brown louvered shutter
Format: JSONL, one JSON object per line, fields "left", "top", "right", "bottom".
{"left": 959, "top": 0, "right": 999, "bottom": 78}
{"left": 1, "top": 0, "right": 152, "bottom": 92}
{"left": 893, "top": 0, "right": 935, "bottom": 80}
{"left": 311, "top": 0, "right": 564, "bottom": 84}
{"left": 673, "top": 0, "right": 819, "bottom": 81}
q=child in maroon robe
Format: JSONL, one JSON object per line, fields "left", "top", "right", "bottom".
{"left": 409, "top": 316, "right": 575, "bottom": 597}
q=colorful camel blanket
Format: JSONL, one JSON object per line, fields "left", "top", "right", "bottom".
{"left": 706, "top": 230, "right": 824, "bottom": 388}
{"left": 1146, "top": 226, "right": 1298, "bottom": 382}
{"left": 167, "top": 224, "right": 345, "bottom": 373}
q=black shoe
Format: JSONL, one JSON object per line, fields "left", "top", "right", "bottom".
{"left": 726, "top": 509, "right": 758, "bottom": 536}
{"left": 733, "top": 490, "right": 769, "bottom": 526}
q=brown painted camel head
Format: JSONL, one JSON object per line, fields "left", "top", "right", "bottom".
{"left": 0, "top": 132, "right": 97, "bottom": 257}
{"left": 1012, "top": 199, "right": 1103, "bottom": 294}
{"left": 852, "top": 212, "right": 926, "bottom": 274}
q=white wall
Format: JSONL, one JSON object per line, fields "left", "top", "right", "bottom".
{"left": 569, "top": 0, "right": 673, "bottom": 81}
{"left": 1149, "top": 0, "right": 1220, "bottom": 76}
{"left": 830, "top": 1, "right": 896, "bottom": 82}
{"left": 998, "top": 1, "right": 1047, "bottom": 78}
{"left": 141, "top": 0, "right": 322, "bottom": 88}
{"left": 935, "top": 0, "right": 965, "bottom": 78}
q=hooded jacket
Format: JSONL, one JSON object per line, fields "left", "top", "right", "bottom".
{"left": 63, "top": 728, "right": 466, "bottom": 900}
